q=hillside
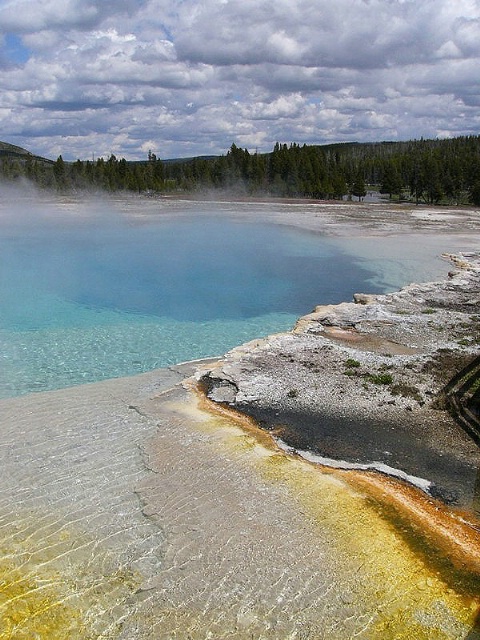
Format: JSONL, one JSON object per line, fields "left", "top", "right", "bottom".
{"left": 0, "top": 140, "right": 53, "bottom": 165}
{"left": 0, "top": 140, "right": 34, "bottom": 158}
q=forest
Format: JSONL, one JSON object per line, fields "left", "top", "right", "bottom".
{"left": 1, "top": 136, "right": 480, "bottom": 205}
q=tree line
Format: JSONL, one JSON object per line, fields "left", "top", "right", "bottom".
{"left": 1, "top": 136, "right": 480, "bottom": 205}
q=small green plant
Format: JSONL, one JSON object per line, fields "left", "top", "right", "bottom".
{"left": 469, "top": 377, "right": 480, "bottom": 393}
{"left": 344, "top": 358, "right": 361, "bottom": 368}
{"left": 367, "top": 373, "right": 393, "bottom": 385}
{"left": 421, "top": 308, "right": 436, "bottom": 314}
{"left": 287, "top": 388, "right": 298, "bottom": 398}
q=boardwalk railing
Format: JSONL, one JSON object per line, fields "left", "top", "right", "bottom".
{"left": 439, "top": 354, "right": 480, "bottom": 446}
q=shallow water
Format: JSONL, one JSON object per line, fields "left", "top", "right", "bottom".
{"left": 0, "top": 195, "right": 463, "bottom": 398}
{"left": 2, "top": 373, "right": 479, "bottom": 639}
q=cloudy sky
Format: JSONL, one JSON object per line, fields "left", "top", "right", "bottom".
{"left": 0, "top": 0, "right": 479, "bottom": 161}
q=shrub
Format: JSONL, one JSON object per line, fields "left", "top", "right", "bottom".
{"left": 367, "top": 373, "right": 393, "bottom": 385}
{"left": 344, "top": 358, "right": 361, "bottom": 368}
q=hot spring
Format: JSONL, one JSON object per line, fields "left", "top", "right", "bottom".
{"left": 1, "top": 191, "right": 479, "bottom": 639}
{"left": 0, "top": 193, "right": 464, "bottom": 398}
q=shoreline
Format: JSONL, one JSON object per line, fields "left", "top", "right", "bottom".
{"left": 199, "top": 251, "right": 480, "bottom": 516}
{"left": 193, "top": 382, "right": 480, "bottom": 578}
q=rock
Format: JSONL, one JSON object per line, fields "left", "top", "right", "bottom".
{"left": 354, "top": 293, "right": 377, "bottom": 305}
{"left": 208, "top": 383, "right": 237, "bottom": 404}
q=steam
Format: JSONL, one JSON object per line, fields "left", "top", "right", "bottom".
{"left": 0, "top": 180, "right": 132, "bottom": 230}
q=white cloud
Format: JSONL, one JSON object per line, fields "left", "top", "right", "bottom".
{"left": 0, "top": 0, "right": 144, "bottom": 31}
{"left": 238, "top": 94, "right": 306, "bottom": 120}
{"left": 0, "top": 0, "right": 479, "bottom": 160}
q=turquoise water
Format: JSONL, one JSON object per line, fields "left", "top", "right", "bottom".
{"left": 0, "top": 197, "right": 454, "bottom": 398}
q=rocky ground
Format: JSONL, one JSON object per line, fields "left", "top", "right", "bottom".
{"left": 200, "top": 252, "right": 480, "bottom": 513}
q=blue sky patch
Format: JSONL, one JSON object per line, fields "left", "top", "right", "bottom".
{"left": 5, "top": 33, "right": 31, "bottom": 64}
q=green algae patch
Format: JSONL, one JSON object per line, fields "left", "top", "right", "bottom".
{"left": 0, "top": 516, "right": 142, "bottom": 639}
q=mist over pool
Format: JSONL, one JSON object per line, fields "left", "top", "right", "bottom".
{"left": 0, "top": 193, "right": 460, "bottom": 398}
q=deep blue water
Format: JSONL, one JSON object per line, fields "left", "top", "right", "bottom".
{"left": 0, "top": 200, "right": 452, "bottom": 398}
{"left": 1, "top": 218, "right": 380, "bottom": 329}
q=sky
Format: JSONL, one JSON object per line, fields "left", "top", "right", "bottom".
{"left": 0, "top": 0, "right": 479, "bottom": 161}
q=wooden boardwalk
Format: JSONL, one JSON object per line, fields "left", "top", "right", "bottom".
{"left": 441, "top": 354, "right": 480, "bottom": 445}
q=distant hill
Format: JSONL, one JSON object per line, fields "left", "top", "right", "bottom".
{"left": 0, "top": 140, "right": 34, "bottom": 158}
{"left": 162, "top": 155, "right": 218, "bottom": 164}
{"left": 0, "top": 140, "right": 53, "bottom": 164}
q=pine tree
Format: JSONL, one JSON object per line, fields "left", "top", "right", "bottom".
{"left": 380, "top": 163, "right": 403, "bottom": 198}
{"left": 351, "top": 171, "right": 366, "bottom": 201}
